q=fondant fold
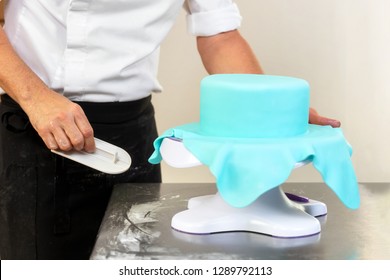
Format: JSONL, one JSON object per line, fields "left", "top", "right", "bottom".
{"left": 149, "top": 124, "right": 360, "bottom": 209}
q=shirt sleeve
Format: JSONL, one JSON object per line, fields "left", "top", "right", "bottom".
{"left": 184, "top": 0, "right": 242, "bottom": 36}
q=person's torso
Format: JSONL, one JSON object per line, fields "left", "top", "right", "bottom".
{"left": 4, "top": 0, "right": 185, "bottom": 101}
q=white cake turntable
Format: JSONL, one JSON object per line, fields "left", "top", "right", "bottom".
{"left": 160, "top": 137, "right": 327, "bottom": 238}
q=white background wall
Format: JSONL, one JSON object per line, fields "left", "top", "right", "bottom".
{"left": 153, "top": 0, "right": 390, "bottom": 183}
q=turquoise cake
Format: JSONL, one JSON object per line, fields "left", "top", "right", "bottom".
{"left": 149, "top": 74, "right": 360, "bottom": 209}
{"left": 199, "top": 74, "right": 309, "bottom": 138}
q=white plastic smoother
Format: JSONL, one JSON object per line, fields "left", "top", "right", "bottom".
{"left": 51, "top": 137, "right": 131, "bottom": 174}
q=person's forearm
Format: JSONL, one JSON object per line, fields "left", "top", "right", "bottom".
{"left": 0, "top": 28, "right": 95, "bottom": 151}
{"left": 0, "top": 28, "right": 51, "bottom": 110}
{"left": 197, "top": 30, "right": 263, "bottom": 74}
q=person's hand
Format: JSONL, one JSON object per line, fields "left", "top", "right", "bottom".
{"left": 23, "top": 89, "right": 95, "bottom": 152}
{"left": 309, "top": 108, "right": 341, "bottom": 128}
{"left": 0, "top": 28, "right": 94, "bottom": 152}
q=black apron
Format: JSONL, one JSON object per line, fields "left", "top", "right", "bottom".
{"left": 0, "top": 94, "right": 161, "bottom": 259}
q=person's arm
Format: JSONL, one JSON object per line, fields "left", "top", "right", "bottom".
{"left": 0, "top": 28, "right": 95, "bottom": 151}
{"left": 197, "top": 30, "right": 263, "bottom": 75}
{"left": 196, "top": 30, "right": 341, "bottom": 128}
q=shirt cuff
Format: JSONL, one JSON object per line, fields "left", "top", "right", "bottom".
{"left": 186, "top": 3, "right": 242, "bottom": 36}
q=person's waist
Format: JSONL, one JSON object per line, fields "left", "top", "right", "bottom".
{"left": 75, "top": 95, "right": 152, "bottom": 123}
{"left": 0, "top": 93, "right": 152, "bottom": 123}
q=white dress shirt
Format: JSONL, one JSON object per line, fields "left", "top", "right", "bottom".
{"left": 2, "top": 0, "right": 242, "bottom": 102}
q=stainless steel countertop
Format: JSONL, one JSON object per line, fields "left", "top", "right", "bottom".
{"left": 91, "top": 183, "right": 390, "bottom": 260}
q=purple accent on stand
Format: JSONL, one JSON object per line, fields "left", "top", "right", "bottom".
{"left": 285, "top": 192, "right": 310, "bottom": 203}
{"left": 167, "top": 137, "right": 183, "bottom": 142}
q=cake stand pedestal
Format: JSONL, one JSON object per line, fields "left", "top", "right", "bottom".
{"left": 160, "top": 137, "right": 327, "bottom": 238}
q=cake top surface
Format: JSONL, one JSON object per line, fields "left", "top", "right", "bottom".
{"left": 201, "top": 74, "right": 310, "bottom": 92}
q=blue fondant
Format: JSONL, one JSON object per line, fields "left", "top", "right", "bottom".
{"left": 149, "top": 124, "right": 360, "bottom": 209}
{"left": 199, "top": 74, "right": 310, "bottom": 138}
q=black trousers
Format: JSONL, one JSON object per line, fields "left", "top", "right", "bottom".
{"left": 0, "top": 94, "right": 161, "bottom": 259}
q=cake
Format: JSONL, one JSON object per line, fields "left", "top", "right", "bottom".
{"left": 149, "top": 74, "right": 360, "bottom": 209}
{"left": 199, "top": 74, "right": 309, "bottom": 138}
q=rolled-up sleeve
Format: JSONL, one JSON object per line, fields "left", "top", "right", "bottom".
{"left": 185, "top": 0, "right": 242, "bottom": 36}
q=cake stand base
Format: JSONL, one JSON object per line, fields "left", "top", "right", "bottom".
{"left": 161, "top": 137, "right": 326, "bottom": 238}
{"left": 172, "top": 187, "right": 322, "bottom": 237}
